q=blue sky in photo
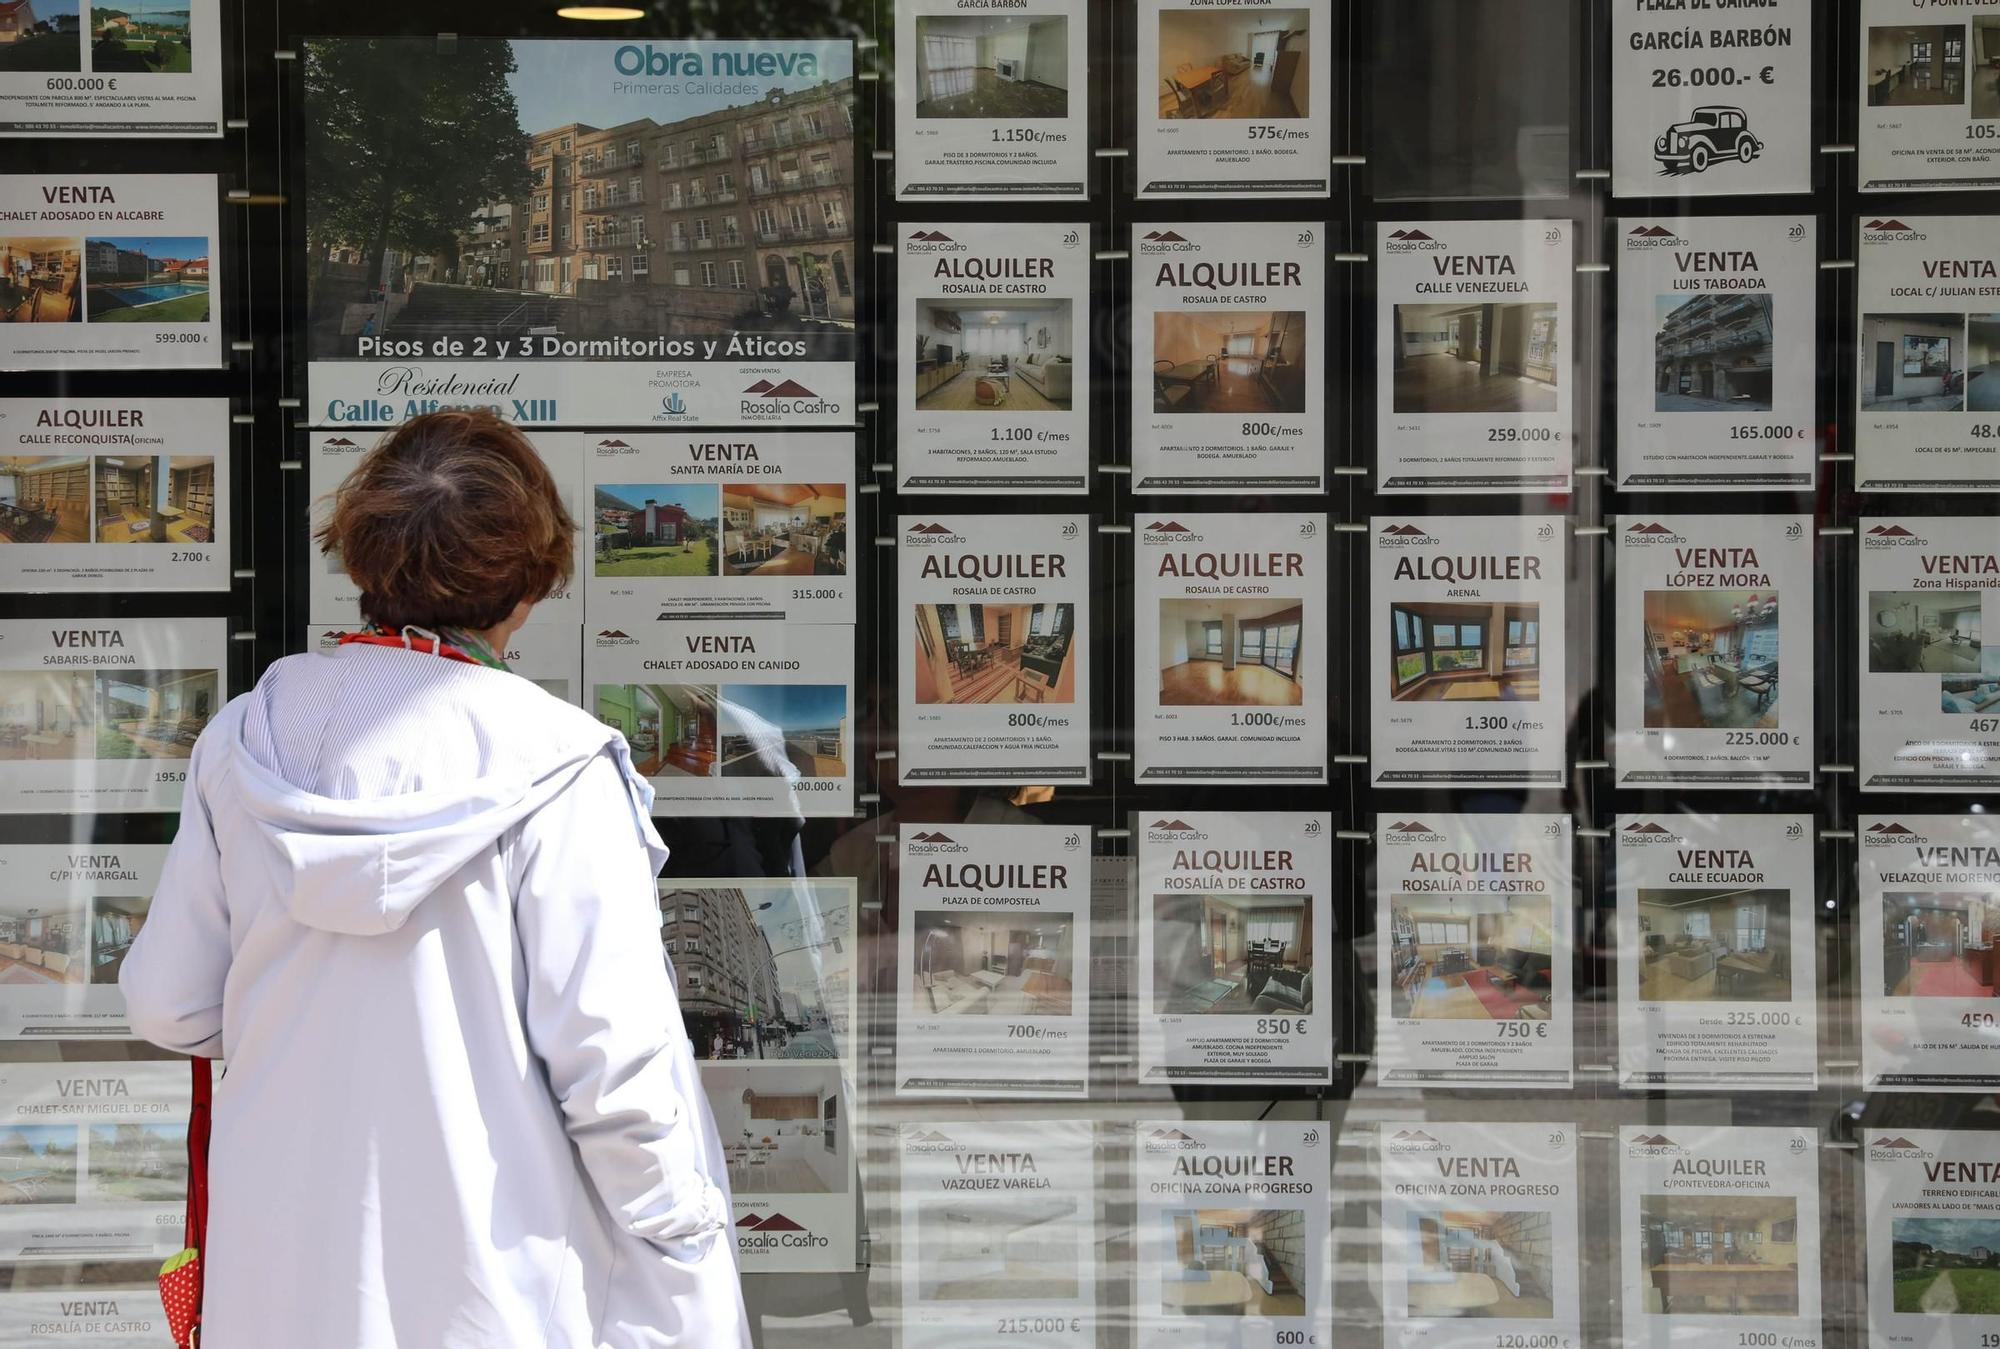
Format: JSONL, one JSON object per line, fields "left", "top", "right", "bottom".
{"left": 85, "top": 236, "right": 206, "bottom": 260}
{"left": 1895, "top": 1218, "right": 2000, "bottom": 1255}
{"left": 510, "top": 39, "right": 852, "bottom": 136}
{"left": 38, "top": 0, "right": 79, "bottom": 20}
{"left": 107, "top": 3, "right": 191, "bottom": 22}
{"left": 598, "top": 483, "right": 716, "bottom": 519}
{"left": 722, "top": 682, "right": 845, "bottom": 731}
{"left": 0, "top": 1124, "right": 73, "bottom": 1155}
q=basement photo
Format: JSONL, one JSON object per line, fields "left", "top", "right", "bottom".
{"left": 1883, "top": 893, "right": 2000, "bottom": 999}
{"left": 1638, "top": 888, "right": 1792, "bottom": 1002}
{"left": 1161, "top": 1209, "right": 1310, "bottom": 1317}
{"left": 1157, "top": 597, "right": 1303, "bottom": 707}
{"left": 1389, "top": 601, "right": 1541, "bottom": 703}
{"left": 1641, "top": 591, "right": 1780, "bottom": 731}
{"left": 1387, "top": 895, "right": 1555, "bottom": 1021}
{"left": 913, "top": 299, "right": 1073, "bottom": 412}
{"left": 1151, "top": 310, "right": 1306, "bottom": 415}
{"left": 911, "top": 909, "right": 1075, "bottom": 1017}
{"left": 1392, "top": 303, "right": 1559, "bottom": 414}
{"left": 1404, "top": 1210, "right": 1557, "bottom": 1318}
{"left": 1152, "top": 893, "right": 1312, "bottom": 1015}
{"left": 913, "top": 13, "right": 1068, "bottom": 119}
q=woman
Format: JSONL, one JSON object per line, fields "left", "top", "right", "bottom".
{"left": 120, "top": 411, "right": 750, "bottom": 1348}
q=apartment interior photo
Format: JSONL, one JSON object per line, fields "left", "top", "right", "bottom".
{"left": 1404, "top": 1210, "right": 1556, "bottom": 1318}
{"left": 1641, "top": 591, "right": 1780, "bottom": 731}
{"left": 718, "top": 683, "right": 848, "bottom": 779}
{"left": 1390, "top": 601, "right": 1541, "bottom": 703}
{"left": 1637, "top": 1196, "right": 1800, "bottom": 1316}
{"left": 90, "top": 897, "right": 147, "bottom": 985}
{"left": 1156, "top": 9, "right": 1309, "bottom": 120}
{"left": 1158, "top": 598, "right": 1303, "bottom": 707}
{"left": 1151, "top": 311, "right": 1306, "bottom": 415}
{"left": 918, "top": 1197, "right": 1081, "bottom": 1301}
{"left": 0, "top": 671, "right": 89, "bottom": 760}
{"left": 720, "top": 483, "right": 845, "bottom": 577}
{"left": 1393, "top": 303, "right": 1560, "bottom": 414}
{"left": 912, "top": 910, "right": 1074, "bottom": 1017}
{"left": 1388, "top": 896, "right": 1554, "bottom": 1021}
{"left": 1972, "top": 315, "right": 2000, "bottom": 412}
{"left": 95, "top": 454, "right": 216, "bottom": 544}
{"left": 1153, "top": 894, "right": 1312, "bottom": 1015}
{"left": 596, "top": 683, "right": 718, "bottom": 777}
{"left": 0, "top": 903, "right": 86, "bottom": 986}
{"left": 1870, "top": 593, "right": 1991, "bottom": 705}
{"left": 96, "top": 669, "right": 217, "bottom": 759}
{"left": 913, "top": 14, "right": 1068, "bottom": 119}
{"left": 712, "top": 1077, "right": 842, "bottom": 1196}
{"left": 1162, "top": 1209, "right": 1308, "bottom": 1317}
{"left": 1868, "top": 24, "right": 1966, "bottom": 107}
{"left": 1979, "top": 20, "right": 2000, "bottom": 120}
{"left": 913, "top": 299, "right": 1073, "bottom": 411}
{"left": 1884, "top": 893, "right": 2000, "bottom": 999}
{"left": 0, "top": 237, "right": 80, "bottom": 324}
{"left": 914, "top": 601, "right": 1077, "bottom": 706}
{"left": 0, "top": 456, "right": 88, "bottom": 543}
{"left": 1638, "top": 889, "right": 1792, "bottom": 1002}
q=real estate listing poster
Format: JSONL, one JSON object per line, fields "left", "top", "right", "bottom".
{"left": 1613, "top": 514, "right": 1813, "bottom": 790}
{"left": 1137, "top": 811, "right": 1332, "bottom": 1086}
{"left": 1369, "top": 514, "right": 1566, "bottom": 787}
{"left": 0, "top": 0, "right": 222, "bottom": 138}
{"left": 309, "top": 622, "right": 582, "bottom": 707}
{"left": 895, "top": 823, "right": 1089, "bottom": 1098}
{"left": 0, "top": 173, "right": 218, "bottom": 371}
{"left": 0, "top": 1059, "right": 188, "bottom": 1264}
{"left": 1376, "top": 220, "right": 1573, "bottom": 494}
{"left": 1614, "top": 216, "right": 1817, "bottom": 490}
{"left": 1617, "top": 1125, "right": 1821, "bottom": 1347}
{"left": 1379, "top": 1121, "right": 1581, "bottom": 1349}
{"left": 1134, "top": 0, "right": 1330, "bottom": 198}
{"left": 1860, "top": 517, "right": 2000, "bottom": 791}
{"left": 897, "top": 220, "right": 1088, "bottom": 493}
{"left": 1135, "top": 1120, "right": 1329, "bottom": 1344}
{"left": 893, "top": 0, "right": 1088, "bottom": 200}
{"left": 308, "top": 427, "right": 583, "bottom": 630}
{"left": 0, "top": 396, "right": 230, "bottom": 591}
{"left": 1856, "top": 217, "right": 2000, "bottom": 491}
{"left": 584, "top": 431, "right": 853, "bottom": 626}
{"left": 1866, "top": 1129, "right": 2000, "bottom": 1346}
{"left": 897, "top": 513, "right": 1090, "bottom": 786}
{"left": 1860, "top": 814, "right": 2000, "bottom": 1091}
{"left": 586, "top": 620, "right": 853, "bottom": 817}
{"left": 1375, "top": 814, "right": 1573, "bottom": 1090}
{"left": 1134, "top": 512, "right": 1327, "bottom": 784}
{"left": 1615, "top": 813, "right": 1818, "bottom": 1091}
{"left": 0, "top": 1290, "right": 166, "bottom": 1347}
{"left": 663, "top": 876, "right": 856, "bottom": 1271}
{"left": 1610, "top": 1, "right": 1812, "bottom": 199}
{"left": 302, "top": 39, "right": 856, "bottom": 428}
{"left": 0, "top": 617, "right": 225, "bottom": 814}
{"left": 898, "top": 1119, "right": 1096, "bottom": 1349}
{"left": 1860, "top": 1, "right": 2000, "bottom": 192}
{"left": 1129, "top": 221, "right": 1325, "bottom": 492}
{"left": 0, "top": 843, "right": 165, "bottom": 1040}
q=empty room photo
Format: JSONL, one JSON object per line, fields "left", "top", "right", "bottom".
{"left": 94, "top": 668, "right": 218, "bottom": 759}
{"left": 1388, "top": 895, "right": 1554, "bottom": 1020}
{"left": 1152, "top": 894, "right": 1312, "bottom": 1015}
{"left": 83, "top": 236, "right": 209, "bottom": 323}
{"left": 913, "top": 299, "right": 1073, "bottom": 411}
{"left": 1883, "top": 893, "right": 2000, "bottom": 999}
{"left": 1162, "top": 1209, "right": 1309, "bottom": 1317}
{"left": 595, "top": 683, "right": 718, "bottom": 777}
{"left": 1636, "top": 1195, "right": 1800, "bottom": 1316}
{"left": 1638, "top": 889, "right": 1792, "bottom": 1002}
{"left": 1393, "top": 303, "right": 1560, "bottom": 414}
{"left": 717, "top": 683, "right": 847, "bottom": 779}
{"left": 1979, "top": 19, "right": 2000, "bottom": 120}
{"left": 912, "top": 909, "right": 1075, "bottom": 1016}
{"left": 593, "top": 483, "right": 718, "bottom": 576}
{"left": 0, "top": 455, "right": 88, "bottom": 542}
{"left": 1151, "top": 311, "right": 1306, "bottom": 415}
{"left": 1641, "top": 591, "right": 1780, "bottom": 731}
{"left": 1157, "top": 9, "right": 1310, "bottom": 120}
{"left": 1390, "top": 601, "right": 1541, "bottom": 703}
{"left": 918, "top": 1196, "right": 1080, "bottom": 1301}
{"left": 1868, "top": 25, "right": 1966, "bottom": 108}
{"left": 1655, "top": 293, "right": 1776, "bottom": 411}
{"left": 913, "top": 601, "right": 1076, "bottom": 705}
{"left": 1891, "top": 1218, "right": 2000, "bottom": 1312}
{"left": 1869, "top": 591, "right": 1985, "bottom": 674}
{"left": 0, "top": 900, "right": 86, "bottom": 985}
{"left": 1158, "top": 598, "right": 1303, "bottom": 707}
{"left": 93, "top": 454, "right": 216, "bottom": 543}
{"left": 0, "top": 1125, "right": 77, "bottom": 1205}
{"left": 1861, "top": 314, "right": 1964, "bottom": 412}
{"left": 709, "top": 1070, "right": 844, "bottom": 1197}
{"left": 914, "top": 14, "right": 1068, "bottom": 119}
{"left": 1405, "top": 1210, "right": 1556, "bottom": 1318}
{"left": 721, "top": 483, "right": 845, "bottom": 577}
{"left": 0, "top": 670, "right": 90, "bottom": 760}
{"left": 1970, "top": 314, "right": 2000, "bottom": 412}
{"left": 0, "top": 237, "right": 80, "bottom": 323}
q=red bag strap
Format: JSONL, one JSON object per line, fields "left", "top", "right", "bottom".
{"left": 185, "top": 1057, "right": 212, "bottom": 1254}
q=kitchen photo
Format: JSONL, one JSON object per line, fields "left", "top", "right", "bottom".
{"left": 93, "top": 668, "right": 218, "bottom": 760}
{"left": 0, "top": 237, "right": 81, "bottom": 324}
{"left": 594, "top": 683, "right": 718, "bottom": 777}
{"left": 0, "top": 455, "right": 88, "bottom": 543}
{"left": 1860, "top": 313, "right": 1965, "bottom": 413}
{"left": 0, "top": 899, "right": 87, "bottom": 986}
{"left": 708, "top": 1069, "right": 844, "bottom": 1198}
{"left": 1882, "top": 892, "right": 2000, "bottom": 999}
{"left": 912, "top": 601, "right": 1077, "bottom": 706}
{"left": 1162, "top": 1208, "right": 1309, "bottom": 1317}
{"left": 911, "top": 909, "right": 1075, "bottom": 1017}
{"left": 1157, "top": 597, "right": 1303, "bottom": 707}
{"left": 1390, "top": 601, "right": 1541, "bottom": 703}
{"left": 1654, "top": 293, "right": 1775, "bottom": 412}
{"left": 913, "top": 13, "right": 1068, "bottom": 119}
{"left": 913, "top": 298, "right": 1073, "bottom": 411}
{"left": 1891, "top": 1218, "right": 2000, "bottom": 1312}
{"left": 1392, "top": 303, "right": 1560, "bottom": 414}
{"left": 716, "top": 683, "right": 848, "bottom": 780}
{"left": 917, "top": 1194, "right": 1081, "bottom": 1300}
{"left": 1153, "top": 893, "right": 1312, "bottom": 1015}
{"left": 1641, "top": 591, "right": 1780, "bottom": 731}
{"left": 1388, "top": 895, "right": 1555, "bottom": 1021}
{"left": 1156, "top": 8, "right": 1310, "bottom": 120}
{"left": 1151, "top": 310, "right": 1306, "bottom": 415}
{"left": 1636, "top": 1195, "right": 1800, "bottom": 1316}
{"left": 92, "top": 454, "right": 217, "bottom": 544}
{"left": 0, "top": 1124, "right": 77, "bottom": 1205}
{"left": 592, "top": 483, "right": 718, "bottom": 577}
{"left": 1403, "top": 1210, "right": 1556, "bottom": 1318}
{"left": 0, "top": 670, "right": 91, "bottom": 760}
{"left": 1637, "top": 888, "right": 1792, "bottom": 1002}
{"left": 720, "top": 483, "right": 846, "bottom": 578}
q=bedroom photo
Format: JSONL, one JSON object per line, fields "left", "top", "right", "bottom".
{"left": 911, "top": 909, "right": 1075, "bottom": 1017}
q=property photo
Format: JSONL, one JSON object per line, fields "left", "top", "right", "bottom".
{"left": 0, "top": 670, "right": 90, "bottom": 760}
{"left": 1389, "top": 601, "right": 1541, "bottom": 703}
{"left": 1969, "top": 314, "right": 2000, "bottom": 412}
{"left": 1387, "top": 896, "right": 1555, "bottom": 1021}
{"left": 917, "top": 1196, "right": 1080, "bottom": 1300}
{"left": 1861, "top": 313, "right": 1964, "bottom": 412}
{"left": 1867, "top": 24, "right": 1966, "bottom": 108}
{"left": 1152, "top": 893, "right": 1313, "bottom": 1015}
{"left": 663, "top": 880, "right": 850, "bottom": 1062}
{"left": 1655, "top": 293, "right": 1776, "bottom": 411}
{"left": 1869, "top": 591, "right": 1985, "bottom": 675}
{"left": 1883, "top": 892, "right": 2000, "bottom": 999}
{"left": 911, "top": 909, "right": 1075, "bottom": 1017}
{"left": 1151, "top": 311, "right": 1306, "bottom": 415}
{"left": 914, "top": 299, "right": 1074, "bottom": 411}
{"left": 92, "top": 454, "right": 217, "bottom": 544}
{"left": 89, "top": 895, "right": 147, "bottom": 985}
{"left": 1157, "top": 597, "right": 1304, "bottom": 707}
{"left": 708, "top": 1070, "right": 844, "bottom": 1197}
{"left": 1156, "top": 8, "right": 1310, "bottom": 120}
{"left": 85, "top": 1122, "right": 186, "bottom": 1202}
{"left": 82, "top": 237, "right": 210, "bottom": 323}
{"left": 913, "top": 13, "right": 1067, "bottom": 119}
{"left": 94, "top": 668, "right": 218, "bottom": 759}
{"left": 90, "top": 3, "right": 195, "bottom": 73}
{"left": 0, "top": 899, "right": 86, "bottom": 986}
{"left": 1641, "top": 591, "right": 1781, "bottom": 731}
{"left": 1891, "top": 1218, "right": 2000, "bottom": 1312}
{"left": 0, "top": 455, "right": 88, "bottom": 543}
{"left": 1404, "top": 1210, "right": 1557, "bottom": 1318}
{"left": 0, "top": 237, "right": 80, "bottom": 323}
{"left": 0, "top": 0, "right": 80, "bottom": 73}
{"left": 594, "top": 683, "right": 718, "bottom": 777}
{"left": 1392, "top": 303, "right": 1560, "bottom": 414}
{"left": 1635, "top": 1195, "right": 1800, "bottom": 1316}
{"left": 716, "top": 683, "right": 848, "bottom": 779}
{"left": 593, "top": 484, "right": 718, "bottom": 577}
{"left": 913, "top": 601, "right": 1077, "bottom": 706}
{"left": 1979, "top": 19, "right": 2000, "bottom": 120}
{"left": 1162, "top": 1209, "right": 1309, "bottom": 1317}
{"left": 0, "top": 1124, "right": 77, "bottom": 1204}
{"left": 720, "top": 483, "right": 846, "bottom": 578}
{"left": 1638, "top": 888, "right": 1792, "bottom": 1002}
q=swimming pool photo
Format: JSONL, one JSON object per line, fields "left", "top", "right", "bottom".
{"left": 83, "top": 236, "right": 211, "bottom": 323}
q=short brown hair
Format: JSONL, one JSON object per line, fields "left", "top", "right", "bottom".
{"left": 316, "top": 411, "right": 575, "bottom": 634}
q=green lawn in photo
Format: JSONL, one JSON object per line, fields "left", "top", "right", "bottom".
{"left": 95, "top": 725, "right": 145, "bottom": 759}
{"left": 91, "top": 1169, "right": 184, "bottom": 1202}
{"left": 0, "top": 32, "right": 80, "bottom": 71}
{"left": 1893, "top": 1267, "right": 2000, "bottom": 1314}
{"left": 596, "top": 539, "right": 715, "bottom": 577}
{"left": 91, "top": 36, "right": 191, "bottom": 73}
{"left": 88, "top": 288, "right": 209, "bottom": 323}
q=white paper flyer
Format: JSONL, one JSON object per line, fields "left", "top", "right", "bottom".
{"left": 0, "top": 843, "right": 166, "bottom": 1041}
{"left": 0, "top": 0, "right": 222, "bottom": 138}
{"left": 1866, "top": 1128, "right": 2000, "bottom": 1346}
{"left": 1860, "top": 2, "right": 2000, "bottom": 192}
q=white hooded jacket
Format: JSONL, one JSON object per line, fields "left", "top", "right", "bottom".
{"left": 119, "top": 643, "right": 751, "bottom": 1348}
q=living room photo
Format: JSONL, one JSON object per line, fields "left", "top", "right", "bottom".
{"left": 1869, "top": 591, "right": 1986, "bottom": 674}
{"left": 1390, "top": 601, "right": 1541, "bottom": 703}
{"left": 1404, "top": 1209, "right": 1556, "bottom": 1319}
{"left": 0, "top": 900, "right": 87, "bottom": 986}
{"left": 911, "top": 909, "right": 1074, "bottom": 1017}
{"left": 720, "top": 483, "right": 845, "bottom": 578}
{"left": 1638, "top": 888, "right": 1792, "bottom": 1003}
{"left": 1156, "top": 9, "right": 1310, "bottom": 121}
{"left": 1883, "top": 892, "right": 2000, "bottom": 998}
{"left": 1151, "top": 311, "right": 1306, "bottom": 415}
{"left": 1393, "top": 303, "right": 1560, "bottom": 414}
{"left": 1387, "top": 895, "right": 1554, "bottom": 1020}
{"left": 1161, "top": 1208, "right": 1309, "bottom": 1318}
{"left": 1152, "top": 893, "right": 1312, "bottom": 1015}
{"left": 913, "top": 299, "right": 1073, "bottom": 411}
{"left": 1641, "top": 591, "right": 1780, "bottom": 731}
{"left": 913, "top": 13, "right": 1068, "bottom": 119}
{"left": 913, "top": 601, "right": 1077, "bottom": 706}
{"left": 1157, "top": 597, "right": 1303, "bottom": 707}
{"left": 594, "top": 682, "right": 718, "bottom": 777}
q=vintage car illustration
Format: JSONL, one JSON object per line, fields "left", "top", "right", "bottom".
{"left": 1654, "top": 106, "right": 1762, "bottom": 174}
